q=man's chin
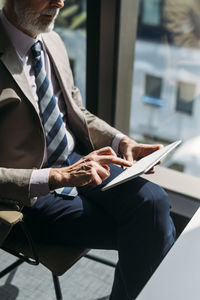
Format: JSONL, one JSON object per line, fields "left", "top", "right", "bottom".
{"left": 39, "top": 23, "right": 54, "bottom": 33}
{"left": 27, "top": 22, "right": 55, "bottom": 36}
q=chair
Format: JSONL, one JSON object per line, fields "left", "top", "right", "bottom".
{"left": 0, "top": 204, "right": 116, "bottom": 299}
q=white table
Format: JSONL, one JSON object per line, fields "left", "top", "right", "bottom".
{"left": 137, "top": 207, "right": 200, "bottom": 300}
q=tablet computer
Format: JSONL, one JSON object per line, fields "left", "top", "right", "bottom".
{"left": 101, "top": 140, "right": 181, "bottom": 192}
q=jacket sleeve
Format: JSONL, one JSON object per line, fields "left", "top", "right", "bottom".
{"left": 71, "top": 85, "right": 122, "bottom": 150}
{"left": 0, "top": 168, "right": 34, "bottom": 207}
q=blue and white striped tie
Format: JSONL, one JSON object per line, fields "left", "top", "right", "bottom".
{"left": 31, "top": 41, "right": 77, "bottom": 197}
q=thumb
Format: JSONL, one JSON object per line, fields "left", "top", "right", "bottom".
{"left": 124, "top": 150, "right": 134, "bottom": 163}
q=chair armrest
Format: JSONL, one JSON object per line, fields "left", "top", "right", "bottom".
{"left": 0, "top": 205, "right": 23, "bottom": 247}
{"left": 0, "top": 210, "right": 23, "bottom": 225}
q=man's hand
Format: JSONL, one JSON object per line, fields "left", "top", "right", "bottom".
{"left": 49, "top": 147, "right": 132, "bottom": 190}
{"left": 119, "top": 136, "right": 163, "bottom": 173}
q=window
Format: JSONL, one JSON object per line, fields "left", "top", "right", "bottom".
{"left": 142, "top": 74, "right": 164, "bottom": 107}
{"left": 131, "top": 0, "right": 200, "bottom": 178}
{"left": 142, "top": 0, "right": 161, "bottom": 26}
{"left": 146, "top": 74, "right": 162, "bottom": 98}
{"left": 176, "top": 81, "right": 195, "bottom": 115}
{"left": 137, "top": 0, "right": 165, "bottom": 42}
{"left": 55, "top": 0, "right": 87, "bottom": 104}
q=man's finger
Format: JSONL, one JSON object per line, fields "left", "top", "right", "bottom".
{"left": 124, "top": 151, "right": 134, "bottom": 163}
{"left": 142, "top": 144, "right": 163, "bottom": 156}
{"left": 102, "top": 164, "right": 110, "bottom": 171}
{"left": 95, "top": 147, "right": 117, "bottom": 157}
{"left": 96, "top": 164, "right": 110, "bottom": 181}
{"left": 96, "top": 155, "right": 133, "bottom": 167}
{"left": 145, "top": 167, "right": 156, "bottom": 174}
{"left": 90, "top": 168, "right": 103, "bottom": 185}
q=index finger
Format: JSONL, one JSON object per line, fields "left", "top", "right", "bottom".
{"left": 96, "top": 155, "right": 133, "bottom": 167}
{"left": 95, "top": 147, "right": 117, "bottom": 157}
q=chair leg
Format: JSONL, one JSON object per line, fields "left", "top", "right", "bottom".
{"left": 52, "top": 273, "right": 63, "bottom": 300}
{"left": 0, "top": 259, "right": 24, "bottom": 279}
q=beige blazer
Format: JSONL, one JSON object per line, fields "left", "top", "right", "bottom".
{"left": 0, "top": 20, "right": 121, "bottom": 207}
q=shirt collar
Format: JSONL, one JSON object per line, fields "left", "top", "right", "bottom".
{"left": 0, "top": 10, "right": 42, "bottom": 64}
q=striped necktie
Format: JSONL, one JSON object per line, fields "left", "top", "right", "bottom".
{"left": 31, "top": 41, "right": 77, "bottom": 197}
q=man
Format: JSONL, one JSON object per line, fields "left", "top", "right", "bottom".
{"left": 0, "top": 0, "right": 175, "bottom": 299}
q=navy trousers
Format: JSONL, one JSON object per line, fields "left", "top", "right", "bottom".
{"left": 23, "top": 150, "right": 176, "bottom": 299}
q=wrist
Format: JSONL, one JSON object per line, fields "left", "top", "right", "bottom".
{"left": 49, "top": 168, "right": 69, "bottom": 190}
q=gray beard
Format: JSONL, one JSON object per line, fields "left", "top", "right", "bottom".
{"left": 14, "top": 4, "right": 59, "bottom": 36}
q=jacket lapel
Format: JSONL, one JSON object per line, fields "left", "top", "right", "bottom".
{"left": 0, "top": 21, "right": 39, "bottom": 113}
{"left": 42, "top": 32, "right": 88, "bottom": 127}
{"left": 42, "top": 33, "right": 73, "bottom": 103}
{"left": 42, "top": 32, "right": 93, "bottom": 153}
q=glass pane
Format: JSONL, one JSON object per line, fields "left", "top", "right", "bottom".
{"left": 131, "top": 0, "right": 200, "bottom": 178}
{"left": 176, "top": 81, "right": 195, "bottom": 115}
{"left": 55, "top": 0, "right": 87, "bottom": 104}
{"left": 146, "top": 75, "right": 162, "bottom": 97}
{"left": 142, "top": 0, "right": 161, "bottom": 26}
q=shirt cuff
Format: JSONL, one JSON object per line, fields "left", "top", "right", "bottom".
{"left": 30, "top": 168, "right": 51, "bottom": 199}
{"left": 112, "top": 133, "right": 126, "bottom": 155}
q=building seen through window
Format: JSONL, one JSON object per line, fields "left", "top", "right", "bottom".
{"left": 131, "top": 0, "right": 200, "bottom": 178}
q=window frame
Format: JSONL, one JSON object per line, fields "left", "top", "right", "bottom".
{"left": 86, "top": 0, "right": 138, "bottom": 134}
